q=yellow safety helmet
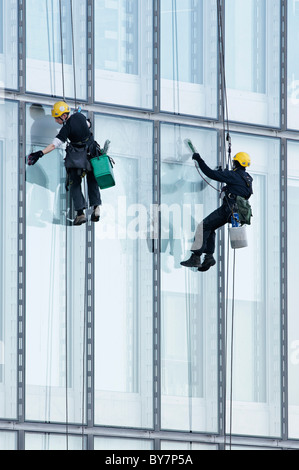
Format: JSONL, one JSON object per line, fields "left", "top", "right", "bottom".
{"left": 51, "top": 101, "right": 70, "bottom": 118}
{"left": 233, "top": 152, "right": 251, "bottom": 168}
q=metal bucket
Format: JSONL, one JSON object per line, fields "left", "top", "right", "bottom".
{"left": 229, "top": 225, "right": 248, "bottom": 250}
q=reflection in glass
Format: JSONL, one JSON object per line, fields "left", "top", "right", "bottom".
{"left": 0, "top": 431, "right": 17, "bottom": 451}
{"left": 0, "top": 0, "right": 18, "bottom": 90}
{"left": 287, "top": 0, "right": 299, "bottom": 130}
{"left": 25, "top": 103, "right": 86, "bottom": 424}
{"left": 25, "top": 433, "right": 85, "bottom": 450}
{"left": 0, "top": 100, "right": 18, "bottom": 420}
{"left": 225, "top": 133, "right": 281, "bottom": 437}
{"left": 94, "top": 0, "right": 153, "bottom": 109}
{"left": 161, "top": 0, "right": 218, "bottom": 118}
{"left": 225, "top": 0, "right": 280, "bottom": 127}
{"left": 287, "top": 141, "right": 299, "bottom": 438}
{"left": 161, "top": 123, "right": 218, "bottom": 433}
{"left": 94, "top": 437, "right": 153, "bottom": 450}
{"left": 26, "top": 0, "right": 87, "bottom": 99}
{"left": 94, "top": 115, "right": 153, "bottom": 428}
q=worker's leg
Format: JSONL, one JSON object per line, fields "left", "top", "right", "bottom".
{"left": 69, "top": 169, "right": 87, "bottom": 211}
{"left": 181, "top": 204, "right": 230, "bottom": 268}
{"left": 69, "top": 169, "right": 87, "bottom": 226}
{"left": 86, "top": 170, "right": 102, "bottom": 208}
{"left": 86, "top": 170, "right": 102, "bottom": 222}
{"left": 192, "top": 204, "right": 231, "bottom": 255}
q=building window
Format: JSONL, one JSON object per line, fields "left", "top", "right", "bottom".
{"left": 160, "top": 0, "right": 218, "bottom": 118}
{"left": 160, "top": 123, "right": 218, "bottom": 433}
{"left": 287, "top": 140, "right": 299, "bottom": 439}
{"left": 26, "top": 0, "right": 87, "bottom": 99}
{"left": 94, "top": 0, "right": 153, "bottom": 109}
{"left": 93, "top": 114, "right": 154, "bottom": 429}
{"left": 225, "top": 0, "right": 281, "bottom": 127}
{"left": 0, "top": 100, "right": 18, "bottom": 421}
{"left": 287, "top": 0, "right": 299, "bottom": 130}
{"left": 0, "top": 0, "right": 18, "bottom": 90}
{"left": 225, "top": 133, "right": 281, "bottom": 437}
{"left": 0, "top": 0, "right": 3, "bottom": 54}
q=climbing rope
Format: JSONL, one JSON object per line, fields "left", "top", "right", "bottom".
{"left": 58, "top": 0, "right": 69, "bottom": 450}
{"left": 217, "top": 0, "right": 232, "bottom": 170}
{"left": 217, "top": 0, "right": 237, "bottom": 450}
{"left": 58, "top": 0, "right": 86, "bottom": 450}
{"left": 59, "top": 0, "right": 66, "bottom": 101}
{"left": 70, "top": 0, "right": 77, "bottom": 108}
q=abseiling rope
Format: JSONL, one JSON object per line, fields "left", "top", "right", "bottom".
{"left": 58, "top": 0, "right": 86, "bottom": 450}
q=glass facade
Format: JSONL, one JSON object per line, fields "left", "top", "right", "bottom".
{"left": 0, "top": 0, "right": 18, "bottom": 90}
{"left": 226, "top": 0, "right": 281, "bottom": 127}
{"left": 0, "top": 0, "right": 299, "bottom": 451}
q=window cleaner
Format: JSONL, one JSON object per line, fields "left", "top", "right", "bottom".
{"left": 26, "top": 101, "right": 113, "bottom": 226}
{"left": 181, "top": 140, "right": 253, "bottom": 272}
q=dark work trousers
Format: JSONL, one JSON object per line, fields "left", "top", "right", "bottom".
{"left": 68, "top": 168, "right": 102, "bottom": 212}
{"left": 191, "top": 200, "right": 233, "bottom": 256}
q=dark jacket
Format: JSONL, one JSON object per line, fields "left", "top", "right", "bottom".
{"left": 196, "top": 157, "right": 253, "bottom": 200}
{"left": 59, "top": 113, "right": 93, "bottom": 170}
{"left": 56, "top": 112, "right": 91, "bottom": 145}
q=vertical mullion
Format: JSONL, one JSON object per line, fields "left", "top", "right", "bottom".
{"left": 153, "top": 0, "right": 161, "bottom": 449}
{"left": 17, "top": 0, "right": 26, "bottom": 442}
{"left": 86, "top": 2, "right": 94, "bottom": 437}
{"left": 281, "top": 0, "right": 288, "bottom": 442}
{"left": 153, "top": 0, "right": 161, "bottom": 113}
{"left": 217, "top": 0, "right": 227, "bottom": 448}
{"left": 18, "top": 99, "right": 26, "bottom": 432}
{"left": 218, "top": 129, "right": 226, "bottom": 448}
{"left": 87, "top": 0, "right": 94, "bottom": 105}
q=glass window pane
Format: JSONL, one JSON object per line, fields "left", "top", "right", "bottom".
{"left": 161, "top": 440, "right": 218, "bottom": 450}
{"left": 0, "top": 101, "right": 19, "bottom": 419}
{"left": 287, "top": 0, "right": 299, "bottom": 130}
{"left": 161, "top": 124, "right": 218, "bottom": 433}
{"left": 25, "top": 433, "right": 84, "bottom": 450}
{"left": 226, "top": 133, "right": 281, "bottom": 437}
{"left": 287, "top": 140, "right": 299, "bottom": 439}
{"left": 0, "top": 431, "right": 17, "bottom": 450}
{"left": 0, "top": 100, "right": 18, "bottom": 420}
{"left": 225, "top": 0, "right": 281, "bottom": 127}
{"left": 94, "top": 0, "right": 153, "bottom": 109}
{"left": 25, "top": 104, "right": 86, "bottom": 424}
{"left": 0, "top": 0, "right": 18, "bottom": 90}
{"left": 161, "top": 0, "right": 218, "bottom": 118}
{"left": 94, "top": 115, "right": 153, "bottom": 428}
{"left": 26, "top": 0, "right": 87, "bottom": 100}
{"left": 94, "top": 437, "right": 153, "bottom": 450}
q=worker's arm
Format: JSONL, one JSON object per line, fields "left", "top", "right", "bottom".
{"left": 27, "top": 138, "right": 64, "bottom": 166}
{"left": 192, "top": 153, "right": 233, "bottom": 184}
{"left": 42, "top": 143, "right": 56, "bottom": 155}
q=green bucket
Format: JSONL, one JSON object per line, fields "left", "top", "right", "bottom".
{"left": 90, "top": 154, "right": 116, "bottom": 190}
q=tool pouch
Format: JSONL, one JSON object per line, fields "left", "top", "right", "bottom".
{"left": 65, "top": 144, "right": 91, "bottom": 171}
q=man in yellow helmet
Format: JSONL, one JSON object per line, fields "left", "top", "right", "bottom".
{"left": 27, "top": 101, "right": 102, "bottom": 226}
{"left": 181, "top": 151, "right": 253, "bottom": 272}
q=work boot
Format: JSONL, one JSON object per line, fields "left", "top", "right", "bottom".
{"left": 91, "top": 205, "right": 101, "bottom": 222}
{"left": 180, "top": 253, "right": 202, "bottom": 268}
{"left": 73, "top": 213, "right": 87, "bottom": 226}
{"left": 198, "top": 254, "right": 216, "bottom": 272}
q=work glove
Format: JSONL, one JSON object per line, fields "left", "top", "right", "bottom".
{"left": 192, "top": 153, "right": 202, "bottom": 164}
{"left": 27, "top": 150, "right": 44, "bottom": 166}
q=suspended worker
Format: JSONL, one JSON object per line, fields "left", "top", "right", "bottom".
{"left": 181, "top": 151, "right": 253, "bottom": 272}
{"left": 27, "top": 101, "right": 101, "bottom": 226}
